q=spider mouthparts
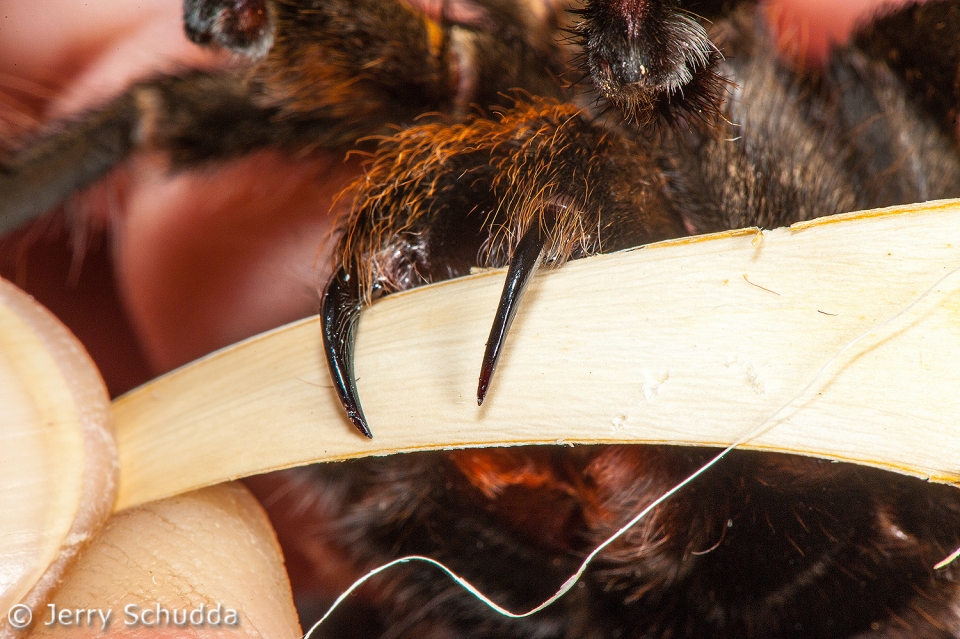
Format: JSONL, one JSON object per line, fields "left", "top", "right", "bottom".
{"left": 477, "top": 224, "right": 546, "bottom": 406}
{"left": 321, "top": 266, "right": 373, "bottom": 438}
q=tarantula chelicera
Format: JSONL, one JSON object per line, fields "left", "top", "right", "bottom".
{"left": 4, "top": 0, "right": 960, "bottom": 637}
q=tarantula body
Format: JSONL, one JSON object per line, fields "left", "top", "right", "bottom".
{"left": 323, "top": 0, "right": 960, "bottom": 434}
{"left": 339, "top": 99, "right": 684, "bottom": 299}
{"left": 4, "top": 0, "right": 960, "bottom": 637}
{"left": 265, "top": 446, "right": 960, "bottom": 638}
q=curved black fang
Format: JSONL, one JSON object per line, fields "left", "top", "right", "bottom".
{"left": 478, "top": 225, "right": 546, "bottom": 405}
{"left": 321, "top": 266, "right": 372, "bottom": 438}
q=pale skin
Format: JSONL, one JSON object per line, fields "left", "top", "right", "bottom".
{"left": 0, "top": 0, "right": 911, "bottom": 636}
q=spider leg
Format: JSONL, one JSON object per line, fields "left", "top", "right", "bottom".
{"left": 320, "top": 265, "right": 371, "bottom": 438}
{"left": 574, "top": 0, "right": 728, "bottom": 125}
{"left": 851, "top": 0, "right": 960, "bottom": 142}
{"left": 0, "top": 94, "right": 138, "bottom": 235}
{"left": 477, "top": 222, "right": 547, "bottom": 406}
{"left": 0, "top": 0, "right": 567, "bottom": 238}
{"left": 0, "top": 71, "right": 300, "bottom": 236}
{"left": 183, "top": 0, "right": 274, "bottom": 59}
{"left": 818, "top": 0, "right": 960, "bottom": 209}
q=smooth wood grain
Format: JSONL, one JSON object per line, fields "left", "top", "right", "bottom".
{"left": 112, "top": 199, "right": 960, "bottom": 511}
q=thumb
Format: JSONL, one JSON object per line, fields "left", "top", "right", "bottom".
{"left": 28, "top": 483, "right": 302, "bottom": 639}
{"left": 0, "top": 280, "right": 301, "bottom": 639}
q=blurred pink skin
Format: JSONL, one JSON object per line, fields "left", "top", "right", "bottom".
{"left": 0, "top": 0, "right": 356, "bottom": 374}
{"left": 118, "top": 152, "right": 359, "bottom": 372}
{"left": 0, "top": 0, "right": 907, "bottom": 379}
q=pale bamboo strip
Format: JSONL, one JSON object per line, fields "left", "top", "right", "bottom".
{"left": 112, "top": 199, "right": 960, "bottom": 511}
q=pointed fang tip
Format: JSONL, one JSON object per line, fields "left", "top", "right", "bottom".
{"left": 477, "top": 348, "right": 495, "bottom": 405}
{"left": 350, "top": 413, "right": 374, "bottom": 439}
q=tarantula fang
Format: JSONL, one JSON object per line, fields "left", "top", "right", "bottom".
{"left": 477, "top": 222, "right": 547, "bottom": 406}
{"left": 321, "top": 265, "right": 370, "bottom": 438}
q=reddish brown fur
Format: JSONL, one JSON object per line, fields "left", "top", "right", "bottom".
{"left": 339, "top": 98, "right": 684, "bottom": 300}
{"left": 252, "top": 1, "right": 449, "bottom": 118}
